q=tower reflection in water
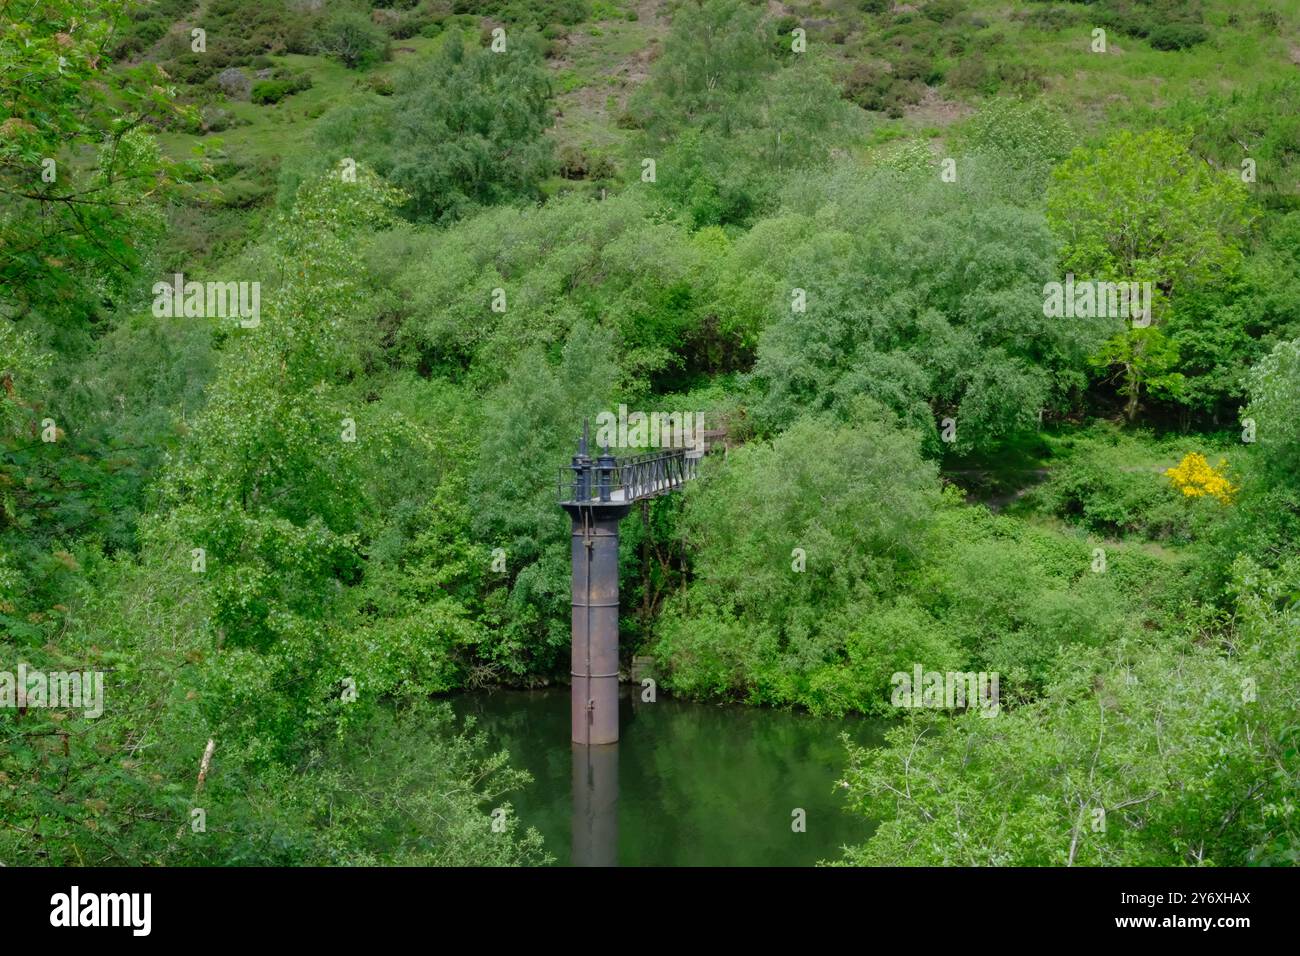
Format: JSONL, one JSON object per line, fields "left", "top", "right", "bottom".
{"left": 571, "top": 741, "right": 618, "bottom": 867}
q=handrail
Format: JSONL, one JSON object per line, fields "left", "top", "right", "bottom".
{"left": 558, "top": 447, "right": 699, "bottom": 505}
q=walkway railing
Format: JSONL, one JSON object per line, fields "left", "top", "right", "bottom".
{"left": 558, "top": 447, "right": 699, "bottom": 505}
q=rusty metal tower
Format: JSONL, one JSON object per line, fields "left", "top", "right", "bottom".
{"left": 558, "top": 420, "right": 700, "bottom": 745}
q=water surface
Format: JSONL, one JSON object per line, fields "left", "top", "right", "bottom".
{"left": 453, "top": 687, "right": 888, "bottom": 866}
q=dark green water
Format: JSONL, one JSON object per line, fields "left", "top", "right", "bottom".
{"left": 452, "top": 686, "right": 889, "bottom": 866}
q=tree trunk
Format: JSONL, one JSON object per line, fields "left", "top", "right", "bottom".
{"left": 1124, "top": 363, "right": 1140, "bottom": 423}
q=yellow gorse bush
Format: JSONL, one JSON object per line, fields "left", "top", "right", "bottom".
{"left": 1165, "top": 452, "right": 1237, "bottom": 504}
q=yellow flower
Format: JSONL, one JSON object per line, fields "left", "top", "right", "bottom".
{"left": 1164, "top": 452, "right": 1236, "bottom": 504}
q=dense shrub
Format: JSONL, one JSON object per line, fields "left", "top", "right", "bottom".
{"left": 750, "top": 163, "right": 1100, "bottom": 455}
{"left": 1016, "top": 4, "right": 1081, "bottom": 31}
{"left": 450, "top": 0, "right": 589, "bottom": 28}
{"left": 630, "top": 0, "right": 859, "bottom": 225}
{"left": 136, "top": 0, "right": 324, "bottom": 82}
{"left": 1164, "top": 79, "right": 1300, "bottom": 212}
{"left": 250, "top": 71, "right": 313, "bottom": 104}
{"left": 922, "top": 0, "right": 964, "bottom": 24}
{"left": 654, "top": 406, "right": 946, "bottom": 715}
{"left": 842, "top": 559, "right": 1298, "bottom": 865}
{"left": 843, "top": 61, "right": 895, "bottom": 110}
{"left": 315, "top": 8, "right": 391, "bottom": 69}
{"left": 558, "top": 144, "right": 591, "bottom": 179}
{"left": 1147, "top": 22, "right": 1208, "bottom": 50}
{"left": 111, "top": 16, "right": 168, "bottom": 57}
{"left": 654, "top": 407, "right": 1186, "bottom": 713}
{"left": 1095, "top": 0, "right": 1209, "bottom": 49}
{"left": 298, "top": 31, "right": 553, "bottom": 223}
{"left": 946, "top": 53, "right": 996, "bottom": 94}
{"left": 1026, "top": 425, "right": 1236, "bottom": 541}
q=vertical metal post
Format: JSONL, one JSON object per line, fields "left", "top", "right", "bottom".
{"left": 571, "top": 421, "right": 592, "bottom": 502}
{"left": 597, "top": 445, "right": 615, "bottom": 503}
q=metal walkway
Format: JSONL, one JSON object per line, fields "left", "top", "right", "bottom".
{"left": 558, "top": 427, "right": 701, "bottom": 506}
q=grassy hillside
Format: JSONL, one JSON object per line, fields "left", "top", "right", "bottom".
{"left": 140, "top": 0, "right": 1300, "bottom": 278}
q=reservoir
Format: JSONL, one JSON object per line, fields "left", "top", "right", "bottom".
{"left": 452, "top": 686, "right": 890, "bottom": 866}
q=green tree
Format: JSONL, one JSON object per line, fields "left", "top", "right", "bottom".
{"left": 385, "top": 191, "right": 729, "bottom": 394}
{"left": 0, "top": 323, "right": 47, "bottom": 438}
{"left": 1199, "top": 336, "right": 1300, "bottom": 589}
{"left": 950, "top": 98, "right": 1075, "bottom": 195}
{"left": 308, "top": 31, "right": 553, "bottom": 224}
{"left": 1046, "top": 129, "right": 1252, "bottom": 420}
{"left": 654, "top": 403, "right": 945, "bottom": 714}
{"left": 633, "top": 0, "right": 774, "bottom": 132}
{"left": 470, "top": 321, "right": 619, "bottom": 676}
{"left": 0, "top": 165, "right": 550, "bottom": 866}
{"left": 0, "top": 0, "right": 195, "bottom": 647}
{"left": 1164, "top": 211, "right": 1300, "bottom": 416}
{"left": 751, "top": 165, "right": 1097, "bottom": 455}
{"left": 628, "top": 0, "right": 858, "bottom": 226}
{"left": 0, "top": 0, "right": 190, "bottom": 325}
{"left": 314, "top": 7, "right": 390, "bottom": 70}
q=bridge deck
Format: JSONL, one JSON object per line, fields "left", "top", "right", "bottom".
{"left": 559, "top": 447, "right": 702, "bottom": 506}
